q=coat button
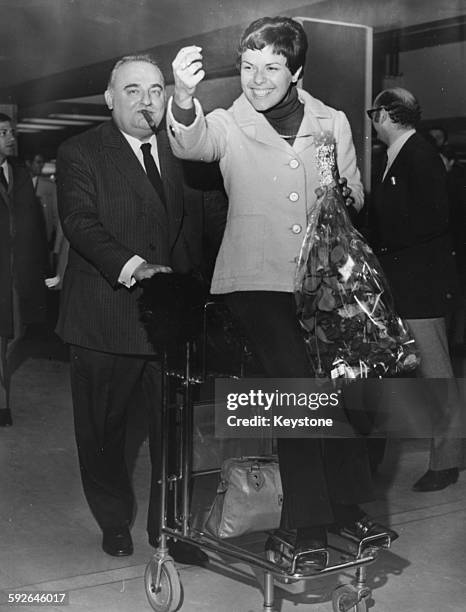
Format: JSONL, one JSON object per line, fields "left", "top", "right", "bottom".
{"left": 289, "top": 159, "right": 299, "bottom": 169}
{"left": 288, "top": 192, "right": 299, "bottom": 202}
{"left": 291, "top": 224, "right": 302, "bottom": 234}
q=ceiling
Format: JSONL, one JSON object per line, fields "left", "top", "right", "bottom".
{"left": 1, "top": 0, "right": 465, "bottom": 155}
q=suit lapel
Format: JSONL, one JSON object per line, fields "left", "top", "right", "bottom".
{"left": 101, "top": 122, "right": 168, "bottom": 228}
{"left": 382, "top": 132, "right": 417, "bottom": 184}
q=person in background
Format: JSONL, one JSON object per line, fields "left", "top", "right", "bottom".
{"left": 368, "top": 87, "right": 464, "bottom": 491}
{"left": 440, "top": 145, "right": 466, "bottom": 350}
{"left": 25, "top": 153, "right": 69, "bottom": 319}
{"left": 26, "top": 152, "right": 58, "bottom": 255}
{"left": 44, "top": 220, "right": 70, "bottom": 291}
{"left": 57, "top": 54, "right": 224, "bottom": 564}
{"left": 0, "top": 114, "right": 47, "bottom": 426}
{"left": 167, "top": 16, "right": 397, "bottom": 568}
{"left": 427, "top": 125, "right": 448, "bottom": 151}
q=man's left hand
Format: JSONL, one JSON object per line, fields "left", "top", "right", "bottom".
{"left": 133, "top": 263, "right": 173, "bottom": 282}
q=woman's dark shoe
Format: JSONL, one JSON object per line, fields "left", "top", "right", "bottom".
{"left": 294, "top": 528, "right": 328, "bottom": 572}
{"left": 332, "top": 515, "right": 398, "bottom": 543}
{"left": 102, "top": 526, "right": 133, "bottom": 556}
{"left": 412, "top": 468, "right": 459, "bottom": 492}
{"left": 266, "top": 527, "right": 328, "bottom": 572}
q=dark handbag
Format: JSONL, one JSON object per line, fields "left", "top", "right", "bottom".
{"left": 204, "top": 456, "right": 283, "bottom": 539}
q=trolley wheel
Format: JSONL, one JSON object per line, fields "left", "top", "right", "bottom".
{"left": 332, "top": 584, "right": 368, "bottom": 612}
{"left": 144, "top": 557, "right": 182, "bottom": 612}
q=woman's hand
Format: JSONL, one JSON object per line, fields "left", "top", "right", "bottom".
{"left": 172, "top": 46, "right": 205, "bottom": 109}
{"left": 338, "top": 177, "right": 355, "bottom": 209}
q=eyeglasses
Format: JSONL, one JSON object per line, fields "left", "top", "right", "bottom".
{"left": 366, "top": 107, "right": 385, "bottom": 120}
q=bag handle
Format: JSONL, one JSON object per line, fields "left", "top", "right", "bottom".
{"left": 239, "top": 455, "right": 278, "bottom": 464}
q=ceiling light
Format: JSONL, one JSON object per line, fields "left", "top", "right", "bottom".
{"left": 50, "top": 113, "right": 110, "bottom": 121}
{"left": 16, "top": 123, "right": 64, "bottom": 130}
{"left": 23, "top": 118, "right": 93, "bottom": 126}
{"left": 16, "top": 127, "right": 42, "bottom": 133}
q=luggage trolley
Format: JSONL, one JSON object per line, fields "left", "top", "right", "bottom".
{"left": 143, "top": 301, "right": 394, "bottom": 612}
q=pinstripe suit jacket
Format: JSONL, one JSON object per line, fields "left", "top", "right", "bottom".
{"left": 56, "top": 120, "right": 207, "bottom": 354}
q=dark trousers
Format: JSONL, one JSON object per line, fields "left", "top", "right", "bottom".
{"left": 225, "top": 292, "right": 374, "bottom": 529}
{"left": 69, "top": 345, "right": 164, "bottom": 539}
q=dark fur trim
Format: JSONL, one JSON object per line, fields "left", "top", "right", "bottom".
{"left": 138, "top": 273, "right": 208, "bottom": 349}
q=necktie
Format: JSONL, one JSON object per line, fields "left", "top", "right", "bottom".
{"left": 140, "top": 143, "right": 166, "bottom": 206}
{"left": 0, "top": 167, "right": 8, "bottom": 190}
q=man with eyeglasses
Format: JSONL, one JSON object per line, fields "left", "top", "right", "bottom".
{"left": 367, "top": 87, "right": 463, "bottom": 492}
{"left": 0, "top": 113, "right": 47, "bottom": 427}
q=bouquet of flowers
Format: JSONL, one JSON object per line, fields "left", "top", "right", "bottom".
{"left": 294, "top": 132, "right": 419, "bottom": 378}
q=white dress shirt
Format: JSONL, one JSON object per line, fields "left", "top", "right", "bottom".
{"left": 121, "top": 132, "right": 161, "bottom": 172}
{"left": 0, "top": 160, "right": 9, "bottom": 186}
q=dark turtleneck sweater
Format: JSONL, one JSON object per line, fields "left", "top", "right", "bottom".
{"left": 261, "top": 85, "right": 304, "bottom": 146}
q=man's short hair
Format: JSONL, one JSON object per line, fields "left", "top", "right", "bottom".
{"left": 0, "top": 112, "right": 12, "bottom": 123}
{"left": 107, "top": 54, "right": 164, "bottom": 90}
{"left": 237, "top": 16, "right": 308, "bottom": 75}
{"left": 374, "top": 87, "right": 421, "bottom": 128}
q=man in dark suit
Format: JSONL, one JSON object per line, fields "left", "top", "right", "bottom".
{"left": 57, "top": 55, "right": 221, "bottom": 562}
{"left": 0, "top": 113, "right": 47, "bottom": 427}
{"left": 368, "top": 87, "right": 464, "bottom": 491}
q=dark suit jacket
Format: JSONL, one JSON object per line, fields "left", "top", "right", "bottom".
{"left": 370, "top": 132, "right": 458, "bottom": 318}
{"left": 0, "top": 160, "right": 47, "bottom": 337}
{"left": 56, "top": 120, "right": 225, "bottom": 354}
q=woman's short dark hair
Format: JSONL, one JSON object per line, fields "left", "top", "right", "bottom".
{"left": 374, "top": 88, "right": 421, "bottom": 128}
{"left": 237, "top": 16, "right": 308, "bottom": 74}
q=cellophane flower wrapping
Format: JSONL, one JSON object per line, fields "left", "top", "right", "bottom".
{"left": 294, "top": 132, "right": 419, "bottom": 379}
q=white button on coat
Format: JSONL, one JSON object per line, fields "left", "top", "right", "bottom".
{"left": 291, "top": 224, "right": 302, "bottom": 234}
{"left": 289, "top": 159, "right": 299, "bottom": 169}
{"left": 289, "top": 192, "right": 299, "bottom": 202}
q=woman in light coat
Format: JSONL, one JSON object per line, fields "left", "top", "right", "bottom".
{"left": 167, "top": 16, "right": 394, "bottom": 566}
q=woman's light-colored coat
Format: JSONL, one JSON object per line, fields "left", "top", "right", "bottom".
{"left": 167, "top": 88, "right": 363, "bottom": 294}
